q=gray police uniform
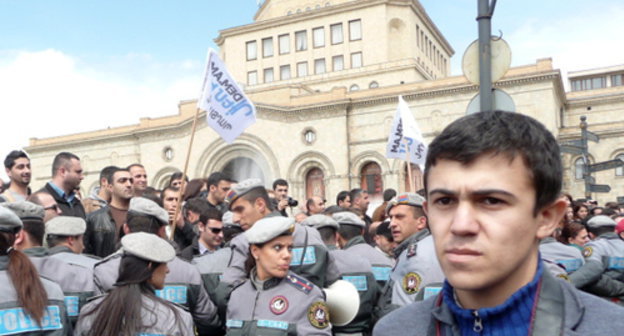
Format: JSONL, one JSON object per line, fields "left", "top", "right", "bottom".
{"left": 93, "top": 252, "right": 220, "bottom": 334}
{"left": 74, "top": 294, "right": 194, "bottom": 336}
{"left": 23, "top": 247, "right": 95, "bottom": 326}
{"left": 570, "top": 232, "right": 624, "bottom": 298}
{"left": 343, "top": 235, "right": 394, "bottom": 288}
{"left": 327, "top": 246, "right": 378, "bottom": 335}
{"left": 539, "top": 237, "right": 584, "bottom": 276}
{"left": 377, "top": 230, "right": 444, "bottom": 318}
{"left": 226, "top": 271, "right": 332, "bottom": 336}
{"left": 47, "top": 245, "right": 100, "bottom": 270}
{"left": 222, "top": 221, "right": 331, "bottom": 288}
{"left": 0, "top": 256, "right": 70, "bottom": 336}
{"left": 193, "top": 246, "right": 233, "bottom": 302}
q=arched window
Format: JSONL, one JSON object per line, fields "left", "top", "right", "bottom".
{"left": 349, "top": 84, "right": 360, "bottom": 91}
{"left": 574, "top": 157, "right": 586, "bottom": 180}
{"left": 305, "top": 167, "right": 325, "bottom": 199}
{"left": 616, "top": 153, "right": 624, "bottom": 176}
{"left": 360, "top": 162, "right": 383, "bottom": 198}
{"left": 369, "top": 81, "right": 379, "bottom": 89}
{"left": 404, "top": 163, "right": 424, "bottom": 192}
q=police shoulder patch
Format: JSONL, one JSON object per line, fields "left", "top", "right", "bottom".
{"left": 582, "top": 246, "right": 593, "bottom": 258}
{"left": 307, "top": 301, "right": 330, "bottom": 329}
{"left": 285, "top": 273, "right": 313, "bottom": 294}
{"left": 402, "top": 272, "right": 422, "bottom": 294}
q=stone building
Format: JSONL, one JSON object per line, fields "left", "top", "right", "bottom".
{"left": 25, "top": 0, "right": 624, "bottom": 206}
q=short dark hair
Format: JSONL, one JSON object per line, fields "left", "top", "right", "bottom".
{"left": 349, "top": 188, "right": 366, "bottom": 203}
{"left": 207, "top": 172, "right": 230, "bottom": 188}
{"left": 337, "top": 224, "right": 363, "bottom": 241}
{"left": 169, "top": 172, "right": 188, "bottom": 187}
{"left": 46, "top": 234, "right": 80, "bottom": 248}
{"left": 126, "top": 210, "right": 164, "bottom": 234}
{"left": 317, "top": 227, "right": 337, "bottom": 244}
{"left": 4, "top": 150, "right": 29, "bottom": 169}
{"left": 99, "top": 166, "right": 119, "bottom": 185}
{"left": 336, "top": 191, "right": 350, "bottom": 205}
{"left": 199, "top": 207, "right": 222, "bottom": 225}
{"left": 241, "top": 187, "right": 273, "bottom": 211}
{"left": 23, "top": 219, "right": 44, "bottom": 246}
{"left": 306, "top": 198, "right": 315, "bottom": 212}
{"left": 272, "top": 179, "right": 288, "bottom": 190}
{"left": 160, "top": 186, "right": 180, "bottom": 200}
{"left": 185, "top": 197, "right": 210, "bottom": 216}
{"left": 51, "top": 152, "right": 80, "bottom": 177}
{"left": 107, "top": 168, "right": 129, "bottom": 184}
{"left": 126, "top": 163, "right": 144, "bottom": 171}
{"left": 424, "top": 111, "right": 562, "bottom": 215}
{"left": 383, "top": 189, "right": 397, "bottom": 202}
{"left": 141, "top": 189, "right": 163, "bottom": 207}
{"left": 375, "top": 221, "right": 393, "bottom": 241}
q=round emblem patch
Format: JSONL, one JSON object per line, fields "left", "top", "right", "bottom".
{"left": 583, "top": 246, "right": 593, "bottom": 258}
{"left": 403, "top": 272, "right": 422, "bottom": 294}
{"left": 307, "top": 301, "right": 330, "bottom": 329}
{"left": 556, "top": 273, "right": 570, "bottom": 282}
{"left": 269, "top": 296, "right": 288, "bottom": 315}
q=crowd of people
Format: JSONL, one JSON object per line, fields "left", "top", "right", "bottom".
{"left": 2, "top": 110, "right": 624, "bottom": 335}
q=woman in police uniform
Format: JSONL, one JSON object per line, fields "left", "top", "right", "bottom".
{"left": 74, "top": 232, "right": 194, "bottom": 336}
{"left": 226, "top": 216, "right": 332, "bottom": 335}
{"left": 0, "top": 206, "right": 69, "bottom": 335}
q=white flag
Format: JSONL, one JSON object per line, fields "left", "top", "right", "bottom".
{"left": 385, "top": 96, "right": 427, "bottom": 165}
{"left": 197, "top": 49, "right": 256, "bottom": 143}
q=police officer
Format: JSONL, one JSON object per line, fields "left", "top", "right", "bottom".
{"left": 304, "top": 214, "right": 378, "bottom": 336}
{"left": 539, "top": 233, "right": 584, "bottom": 278}
{"left": 2, "top": 201, "right": 95, "bottom": 326}
{"left": 0, "top": 206, "right": 70, "bottom": 335}
{"left": 570, "top": 215, "right": 624, "bottom": 298}
{"left": 46, "top": 216, "right": 101, "bottom": 269}
{"left": 376, "top": 193, "right": 444, "bottom": 318}
{"left": 75, "top": 232, "right": 194, "bottom": 335}
{"left": 225, "top": 216, "right": 331, "bottom": 335}
{"left": 222, "top": 179, "right": 331, "bottom": 288}
{"left": 93, "top": 197, "right": 219, "bottom": 334}
{"left": 334, "top": 211, "right": 394, "bottom": 288}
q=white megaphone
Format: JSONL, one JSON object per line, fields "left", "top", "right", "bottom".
{"left": 323, "top": 279, "right": 360, "bottom": 327}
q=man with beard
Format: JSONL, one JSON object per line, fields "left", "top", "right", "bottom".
{"left": 40, "top": 152, "right": 85, "bottom": 218}
{"left": 1, "top": 150, "right": 32, "bottom": 203}
{"left": 85, "top": 167, "right": 134, "bottom": 257}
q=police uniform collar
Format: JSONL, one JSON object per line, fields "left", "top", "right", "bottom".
{"left": 343, "top": 235, "right": 366, "bottom": 249}
{"left": 23, "top": 246, "right": 49, "bottom": 257}
{"left": 598, "top": 232, "right": 619, "bottom": 239}
{"left": 394, "top": 229, "right": 430, "bottom": 257}
{"left": 48, "top": 245, "right": 73, "bottom": 255}
{"left": 540, "top": 237, "right": 556, "bottom": 244}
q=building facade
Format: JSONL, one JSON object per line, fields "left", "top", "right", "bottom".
{"left": 25, "top": 0, "right": 624, "bottom": 206}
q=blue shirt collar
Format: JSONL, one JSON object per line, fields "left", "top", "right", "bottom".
{"left": 48, "top": 182, "right": 75, "bottom": 203}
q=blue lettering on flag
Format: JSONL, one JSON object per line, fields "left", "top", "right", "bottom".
{"left": 0, "top": 306, "right": 62, "bottom": 334}
{"left": 372, "top": 266, "right": 391, "bottom": 281}
{"left": 557, "top": 258, "right": 583, "bottom": 272}
{"left": 64, "top": 296, "right": 80, "bottom": 317}
{"left": 342, "top": 275, "right": 368, "bottom": 291}
{"left": 257, "top": 320, "right": 289, "bottom": 330}
{"left": 607, "top": 257, "right": 624, "bottom": 270}
{"left": 155, "top": 285, "right": 187, "bottom": 304}
{"left": 290, "top": 248, "right": 316, "bottom": 266}
{"left": 423, "top": 286, "right": 442, "bottom": 300}
{"left": 226, "top": 320, "right": 244, "bottom": 328}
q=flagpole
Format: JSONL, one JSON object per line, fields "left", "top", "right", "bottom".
{"left": 404, "top": 138, "right": 414, "bottom": 193}
{"left": 169, "top": 107, "right": 201, "bottom": 241}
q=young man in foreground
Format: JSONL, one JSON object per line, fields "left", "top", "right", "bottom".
{"left": 374, "top": 111, "right": 624, "bottom": 335}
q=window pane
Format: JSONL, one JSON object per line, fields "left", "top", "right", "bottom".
{"left": 279, "top": 34, "right": 290, "bottom": 54}
{"left": 264, "top": 68, "right": 274, "bottom": 83}
{"left": 592, "top": 77, "right": 605, "bottom": 89}
{"left": 332, "top": 55, "right": 344, "bottom": 71}
{"left": 315, "top": 58, "right": 326, "bottom": 74}
{"left": 612, "top": 74, "right": 623, "bottom": 87}
{"left": 331, "top": 23, "right": 343, "bottom": 44}
{"left": 313, "top": 27, "right": 325, "bottom": 48}
{"left": 350, "top": 84, "right": 359, "bottom": 91}
{"left": 351, "top": 52, "right": 362, "bottom": 68}
{"left": 297, "top": 62, "right": 308, "bottom": 77}
{"left": 262, "top": 37, "right": 273, "bottom": 57}
{"left": 280, "top": 65, "right": 291, "bottom": 80}
{"left": 246, "top": 41, "right": 257, "bottom": 60}
{"left": 616, "top": 154, "right": 624, "bottom": 176}
{"left": 247, "top": 71, "right": 257, "bottom": 85}
{"left": 295, "top": 30, "right": 307, "bottom": 51}
{"left": 349, "top": 19, "right": 362, "bottom": 41}
{"left": 575, "top": 158, "right": 585, "bottom": 180}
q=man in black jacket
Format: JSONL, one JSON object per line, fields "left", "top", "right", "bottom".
{"left": 39, "top": 152, "right": 85, "bottom": 219}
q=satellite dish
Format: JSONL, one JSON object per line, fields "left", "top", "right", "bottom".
{"left": 466, "top": 88, "right": 516, "bottom": 114}
{"left": 462, "top": 37, "right": 512, "bottom": 85}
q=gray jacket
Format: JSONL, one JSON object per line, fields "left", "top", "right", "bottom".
{"left": 373, "top": 264, "right": 624, "bottom": 335}
{"left": 327, "top": 247, "right": 378, "bottom": 334}
{"left": 539, "top": 237, "right": 585, "bottom": 277}
{"left": 48, "top": 245, "right": 100, "bottom": 270}
{"left": 23, "top": 247, "right": 95, "bottom": 325}
{"left": 226, "top": 271, "right": 331, "bottom": 336}
{"left": 570, "top": 232, "right": 624, "bottom": 297}
{"left": 93, "top": 252, "right": 219, "bottom": 334}
{"left": 0, "top": 256, "right": 70, "bottom": 335}
{"left": 74, "top": 293, "right": 194, "bottom": 335}
{"left": 343, "top": 235, "right": 394, "bottom": 288}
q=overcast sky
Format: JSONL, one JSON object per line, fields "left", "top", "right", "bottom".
{"left": 1, "top": 0, "right": 623, "bottom": 180}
